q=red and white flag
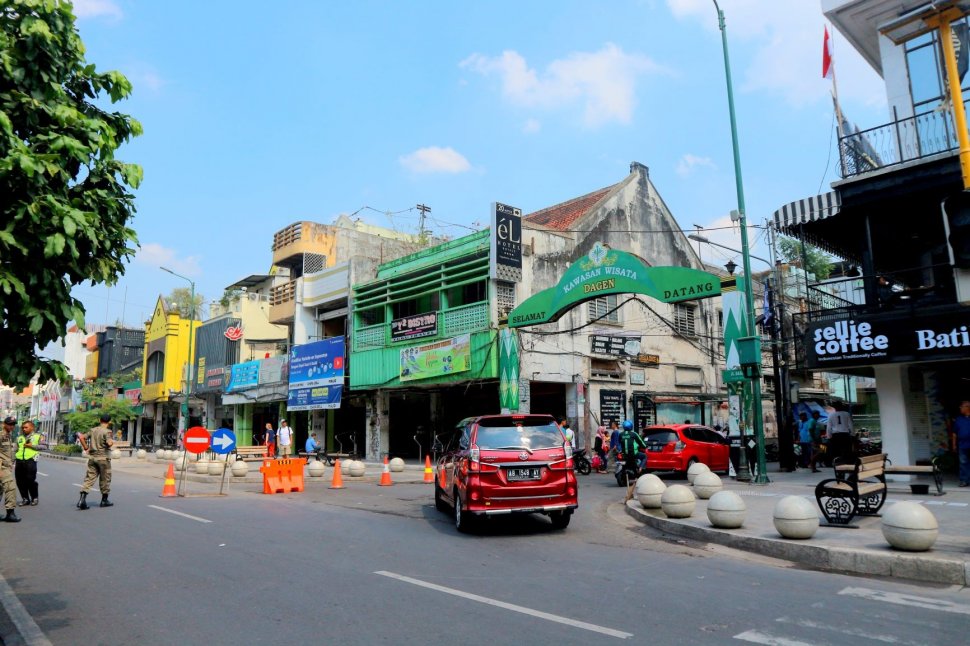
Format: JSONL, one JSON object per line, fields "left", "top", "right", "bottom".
{"left": 822, "top": 26, "right": 834, "bottom": 79}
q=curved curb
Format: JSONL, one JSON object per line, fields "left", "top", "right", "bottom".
{"left": 624, "top": 500, "right": 968, "bottom": 586}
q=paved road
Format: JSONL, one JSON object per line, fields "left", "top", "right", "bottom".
{"left": 0, "top": 459, "right": 967, "bottom": 645}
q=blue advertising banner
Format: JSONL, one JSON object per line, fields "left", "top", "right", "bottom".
{"left": 287, "top": 337, "right": 345, "bottom": 411}
{"left": 228, "top": 360, "right": 260, "bottom": 392}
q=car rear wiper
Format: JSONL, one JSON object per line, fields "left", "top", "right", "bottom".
{"left": 492, "top": 446, "right": 533, "bottom": 454}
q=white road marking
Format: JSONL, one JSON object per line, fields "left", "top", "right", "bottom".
{"left": 375, "top": 571, "right": 633, "bottom": 639}
{"left": 949, "top": 502, "right": 968, "bottom": 507}
{"left": 0, "top": 571, "right": 53, "bottom": 645}
{"left": 71, "top": 483, "right": 82, "bottom": 488}
{"left": 148, "top": 505, "right": 212, "bottom": 524}
{"left": 38, "top": 472, "right": 48, "bottom": 477}
{"left": 733, "top": 630, "right": 814, "bottom": 645}
{"left": 838, "top": 587, "right": 970, "bottom": 616}
{"left": 775, "top": 616, "right": 931, "bottom": 645}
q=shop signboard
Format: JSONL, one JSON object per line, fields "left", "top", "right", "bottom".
{"left": 400, "top": 334, "right": 471, "bottom": 383}
{"left": 599, "top": 389, "right": 625, "bottom": 427}
{"left": 287, "top": 337, "right": 345, "bottom": 411}
{"left": 590, "top": 335, "right": 642, "bottom": 357}
{"left": 391, "top": 312, "right": 438, "bottom": 342}
{"left": 227, "top": 360, "right": 260, "bottom": 392}
{"left": 490, "top": 202, "right": 522, "bottom": 282}
{"left": 194, "top": 317, "right": 241, "bottom": 394}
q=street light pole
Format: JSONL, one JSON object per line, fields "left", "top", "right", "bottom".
{"left": 713, "top": 0, "right": 768, "bottom": 483}
{"left": 161, "top": 267, "right": 196, "bottom": 433}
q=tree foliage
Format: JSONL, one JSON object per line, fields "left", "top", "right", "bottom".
{"left": 778, "top": 236, "right": 833, "bottom": 280}
{"left": 167, "top": 287, "right": 204, "bottom": 319}
{"left": 0, "top": 1, "right": 142, "bottom": 388}
{"left": 62, "top": 373, "right": 137, "bottom": 434}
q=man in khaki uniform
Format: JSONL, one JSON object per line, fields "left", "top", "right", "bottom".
{"left": 77, "top": 413, "right": 114, "bottom": 510}
{"left": 0, "top": 417, "right": 22, "bottom": 522}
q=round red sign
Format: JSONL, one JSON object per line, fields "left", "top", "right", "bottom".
{"left": 183, "top": 426, "right": 211, "bottom": 454}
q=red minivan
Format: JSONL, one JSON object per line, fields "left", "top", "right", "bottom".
{"left": 434, "top": 414, "right": 578, "bottom": 532}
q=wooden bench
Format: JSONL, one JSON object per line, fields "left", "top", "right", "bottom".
{"left": 885, "top": 458, "right": 944, "bottom": 495}
{"left": 297, "top": 450, "right": 351, "bottom": 466}
{"left": 233, "top": 446, "right": 268, "bottom": 462}
{"left": 815, "top": 453, "right": 888, "bottom": 526}
{"left": 111, "top": 441, "right": 133, "bottom": 457}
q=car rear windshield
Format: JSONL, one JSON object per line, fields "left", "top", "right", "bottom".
{"left": 645, "top": 431, "right": 678, "bottom": 445}
{"left": 474, "top": 418, "right": 563, "bottom": 450}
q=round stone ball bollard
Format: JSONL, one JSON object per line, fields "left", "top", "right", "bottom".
{"left": 660, "top": 484, "right": 696, "bottom": 518}
{"left": 110, "top": 448, "right": 122, "bottom": 460}
{"left": 389, "top": 457, "right": 405, "bottom": 473}
{"left": 188, "top": 451, "right": 199, "bottom": 462}
{"left": 773, "top": 495, "right": 820, "bottom": 539}
{"left": 881, "top": 502, "right": 939, "bottom": 552}
{"left": 230, "top": 460, "right": 249, "bottom": 478}
{"left": 195, "top": 460, "right": 210, "bottom": 475}
{"left": 208, "top": 461, "right": 224, "bottom": 476}
{"left": 686, "top": 461, "right": 710, "bottom": 485}
{"left": 706, "top": 490, "right": 747, "bottom": 529}
{"left": 174, "top": 455, "right": 187, "bottom": 471}
{"left": 693, "top": 472, "right": 723, "bottom": 500}
{"left": 136, "top": 449, "right": 147, "bottom": 460}
{"left": 635, "top": 474, "right": 667, "bottom": 509}
{"left": 348, "top": 461, "right": 366, "bottom": 477}
{"left": 307, "top": 460, "right": 326, "bottom": 478}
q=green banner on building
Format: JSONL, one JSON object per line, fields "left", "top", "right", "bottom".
{"left": 400, "top": 334, "right": 472, "bottom": 382}
{"left": 499, "top": 328, "right": 520, "bottom": 411}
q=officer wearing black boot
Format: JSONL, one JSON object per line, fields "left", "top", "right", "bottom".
{"left": 0, "top": 417, "right": 22, "bottom": 522}
{"left": 77, "top": 413, "right": 114, "bottom": 510}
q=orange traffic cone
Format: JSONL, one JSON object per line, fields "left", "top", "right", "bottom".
{"left": 423, "top": 455, "right": 434, "bottom": 484}
{"left": 378, "top": 456, "right": 393, "bottom": 486}
{"left": 160, "top": 463, "right": 177, "bottom": 497}
{"left": 329, "top": 459, "right": 345, "bottom": 490}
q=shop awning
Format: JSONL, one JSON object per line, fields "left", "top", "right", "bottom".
{"left": 772, "top": 191, "right": 842, "bottom": 232}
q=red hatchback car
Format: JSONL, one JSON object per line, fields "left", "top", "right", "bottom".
{"left": 434, "top": 414, "right": 578, "bottom": 532}
{"left": 643, "top": 424, "right": 730, "bottom": 474}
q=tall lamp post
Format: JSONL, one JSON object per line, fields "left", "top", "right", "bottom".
{"left": 712, "top": 0, "right": 768, "bottom": 483}
{"left": 161, "top": 266, "right": 196, "bottom": 433}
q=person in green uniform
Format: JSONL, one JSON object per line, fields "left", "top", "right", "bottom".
{"left": 77, "top": 413, "right": 115, "bottom": 510}
{"left": 0, "top": 417, "right": 22, "bottom": 522}
{"left": 15, "top": 419, "right": 42, "bottom": 505}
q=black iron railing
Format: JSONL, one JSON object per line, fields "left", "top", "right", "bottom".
{"left": 839, "top": 101, "right": 970, "bottom": 178}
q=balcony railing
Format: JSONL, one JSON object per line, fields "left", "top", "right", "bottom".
{"left": 272, "top": 222, "right": 303, "bottom": 252}
{"left": 840, "top": 101, "right": 970, "bottom": 179}
{"left": 353, "top": 301, "right": 490, "bottom": 351}
{"left": 270, "top": 280, "right": 296, "bottom": 306}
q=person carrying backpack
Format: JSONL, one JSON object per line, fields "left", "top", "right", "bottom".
{"left": 619, "top": 420, "right": 647, "bottom": 472}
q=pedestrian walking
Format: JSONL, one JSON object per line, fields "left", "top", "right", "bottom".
{"left": 795, "top": 412, "right": 813, "bottom": 469}
{"left": 15, "top": 420, "right": 42, "bottom": 506}
{"left": 608, "top": 420, "right": 621, "bottom": 468}
{"left": 264, "top": 422, "right": 277, "bottom": 458}
{"left": 0, "top": 417, "right": 21, "bottom": 522}
{"left": 561, "top": 420, "right": 575, "bottom": 449}
{"left": 76, "top": 413, "right": 115, "bottom": 510}
{"left": 826, "top": 404, "right": 855, "bottom": 461}
{"left": 593, "top": 426, "right": 609, "bottom": 472}
{"left": 278, "top": 420, "right": 292, "bottom": 457}
{"left": 949, "top": 400, "right": 970, "bottom": 487}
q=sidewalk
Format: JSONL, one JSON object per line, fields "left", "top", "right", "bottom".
{"left": 624, "top": 467, "right": 970, "bottom": 586}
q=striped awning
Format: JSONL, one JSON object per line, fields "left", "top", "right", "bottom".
{"left": 772, "top": 191, "right": 842, "bottom": 232}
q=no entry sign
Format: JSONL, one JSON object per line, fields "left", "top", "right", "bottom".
{"left": 184, "top": 426, "right": 211, "bottom": 454}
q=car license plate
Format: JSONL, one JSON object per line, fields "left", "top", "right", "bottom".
{"left": 507, "top": 467, "right": 541, "bottom": 481}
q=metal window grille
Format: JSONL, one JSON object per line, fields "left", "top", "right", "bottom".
{"left": 587, "top": 295, "right": 619, "bottom": 323}
{"left": 674, "top": 303, "right": 696, "bottom": 336}
{"left": 443, "top": 302, "right": 489, "bottom": 336}
{"left": 303, "top": 252, "right": 326, "bottom": 275}
{"left": 497, "top": 281, "right": 516, "bottom": 316}
{"left": 355, "top": 325, "right": 385, "bottom": 349}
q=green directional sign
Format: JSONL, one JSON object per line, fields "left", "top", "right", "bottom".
{"left": 508, "top": 242, "right": 721, "bottom": 328}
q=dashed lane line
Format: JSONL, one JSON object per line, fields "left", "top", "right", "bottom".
{"left": 838, "top": 587, "right": 970, "bottom": 616}
{"left": 0, "top": 571, "right": 52, "bottom": 646}
{"left": 733, "top": 629, "right": 814, "bottom": 645}
{"left": 374, "top": 571, "right": 633, "bottom": 639}
{"left": 147, "top": 505, "right": 212, "bottom": 524}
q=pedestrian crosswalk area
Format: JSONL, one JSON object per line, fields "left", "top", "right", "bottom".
{"left": 733, "top": 586, "right": 970, "bottom": 645}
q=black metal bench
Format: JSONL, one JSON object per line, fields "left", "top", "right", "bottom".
{"left": 884, "top": 458, "right": 944, "bottom": 495}
{"left": 297, "top": 450, "right": 349, "bottom": 466}
{"left": 815, "top": 453, "right": 888, "bottom": 526}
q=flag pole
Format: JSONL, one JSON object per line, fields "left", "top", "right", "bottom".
{"left": 825, "top": 25, "right": 846, "bottom": 140}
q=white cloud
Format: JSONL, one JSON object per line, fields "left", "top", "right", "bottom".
{"left": 460, "top": 43, "right": 667, "bottom": 127}
{"left": 399, "top": 147, "right": 472, "bottom": 174}
{"left": 522, "top": 118, "right": 541, "bottom": 134}
{"left": 135, "top": 243, "right": 201, "bottom": 278}
{"left": 72, "top": 0, "right": 123, "bottom": 20}
{"left": 666, "top": 0, "right": 885, "bottom": 108}
{"left": 676, "top": 153, "right": 715, "bottom": 177}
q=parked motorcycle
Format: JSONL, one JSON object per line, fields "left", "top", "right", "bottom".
{"left": 614, "top": 453, "right": 645, "bottom": 487}
{"left": 573, "top": 448, "right": 592, "bottom": 475}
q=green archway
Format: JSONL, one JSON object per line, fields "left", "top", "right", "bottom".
{"left": 508, "top": 242, "right": 721, "bottom": 327}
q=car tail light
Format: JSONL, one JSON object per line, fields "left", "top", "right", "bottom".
{"left": 469, "top": 445, "right": 480, "bottom": 472}
{"left": 674, "top": 440, "right": 686, "bottom": 451}
{"left": 563, "top": 441, "right": 573, "bottom": 459}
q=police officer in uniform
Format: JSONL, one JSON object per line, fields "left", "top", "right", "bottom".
{"left": 0, "top": 417, "right": 22, "bottom": 522}
{"left": 15, "top": 419, "right": 42, "bottom": 506}
{"left": 77, "top": 413, "right": 114, "bottom": 510}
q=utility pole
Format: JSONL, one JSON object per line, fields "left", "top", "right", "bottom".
{"left": 416, "top": 204, "right": 431, "bottom": 242}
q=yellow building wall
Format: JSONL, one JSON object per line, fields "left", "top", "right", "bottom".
{"left": 141, "top": 297, "right": 201, "bottom": 402}
{"left": 85, "top": 351, "right": 99, "bottom": 380}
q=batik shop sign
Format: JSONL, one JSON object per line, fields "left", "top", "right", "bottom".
{"left": 400, "top": 334, "right": 471, "bottom": 382}
{"left": 391, "top": 312, "right": 438, "bottom": 342}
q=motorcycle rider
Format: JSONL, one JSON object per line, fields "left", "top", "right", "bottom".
{"left": 619, "top": 420, "right": 647, "bottom": 473}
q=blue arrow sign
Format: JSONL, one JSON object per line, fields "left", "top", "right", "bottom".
{"left": 210, "top": 428, "right": 237, "bottom": 454}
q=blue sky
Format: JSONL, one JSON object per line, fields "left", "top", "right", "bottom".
{"left": 67, "top": 0, "right": 886, "bottom": 330}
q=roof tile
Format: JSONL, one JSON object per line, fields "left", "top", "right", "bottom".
{"left": 524, "top": 184, "right": 617, "bottom": 231}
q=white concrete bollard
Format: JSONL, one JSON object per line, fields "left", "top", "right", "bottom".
{"left": 195, "top": 460, "right": 210, "bottom": 474}
{"left": 660, "top": 484, "right": 696, "bottom": 518}
{"left": 773, "top": 495, "right": 820, "bottom": 539}
{"left": 136, "top": 449, "right": 147, "bottom": 460}
{"left": 881, "top": 502, "right": 939, "bottom": 552}
{"left": 207, "top": 461, "right": 224, "bottom": 476}
{"left": 231, "top": 460, "right": 249, "bottom": 477}
{"left": 686, "top": 461, "right": 710, "bottom": 485}
{"left": 635, "top": 474, "right": 667, "bottom": 509}
{"left": 389, "top": 457, "right": 405, "bottom": 473}
{"left": 693, "top": 472, "right": 723, "bottom": 499}
{"left": 308, "top": 460, "right": 326, "bottom": 478}
{"left": 706, "top": 490, "right": 746, "bottom": 528}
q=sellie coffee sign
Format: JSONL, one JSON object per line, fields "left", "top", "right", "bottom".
{"left": 805, "top": 311, "right": 970, "bottom": 368}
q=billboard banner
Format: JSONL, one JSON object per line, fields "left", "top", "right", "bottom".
{"left": 391, "top": 312, "right": 438, "bottom": 342}
{"left": 287, "top": 337, "right": 345, "bottom": 411}
{"left": 400, "top": 334, "right": 471, "bottom": 382}
{"left": 227, "top": 360, "right": 260, "bottom": 392}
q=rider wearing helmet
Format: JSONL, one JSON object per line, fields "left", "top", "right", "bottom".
{"left": 619, "top": 420, "right": 647, "bottom": 472}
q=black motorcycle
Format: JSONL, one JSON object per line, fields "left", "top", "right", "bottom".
{"left": 614, "top": 452, "right": 645, "bottom": 487}
{"left": 573, "top": 448, "right": 592, "bottom": 475}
